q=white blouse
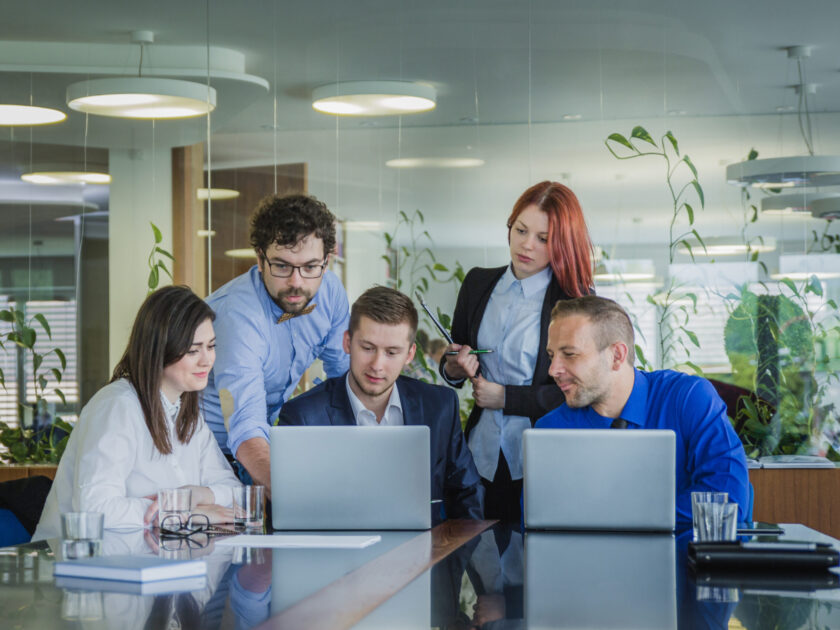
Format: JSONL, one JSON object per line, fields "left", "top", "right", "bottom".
{"left": 33, "top": 379, "right": 241, "bottom": 540}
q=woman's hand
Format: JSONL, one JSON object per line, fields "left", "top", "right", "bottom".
{"left": 143, "top": 495, "right": 159, "bottom": 527}
{"left": 443, "top": 343, "right": 479, "bottom": 380}
{"left": 471, "top": 375, "right": 505, "bottom": 410}
{"left": 179, "top": 485, "right": 215, "bottom": 507}
{"left": 192, "top": 503, "right": 235, "bottom": 524}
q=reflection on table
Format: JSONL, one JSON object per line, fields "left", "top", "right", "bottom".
{"left": 1, "top": 522, "right": 840, "bottom": 629}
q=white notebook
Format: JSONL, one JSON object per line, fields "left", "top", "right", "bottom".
{"left": 53, "top": 555, "right": 206, "bottom": 583}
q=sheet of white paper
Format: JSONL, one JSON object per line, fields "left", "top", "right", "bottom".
{"left": 215, "top": 534, "right": 382, "bottom": 549}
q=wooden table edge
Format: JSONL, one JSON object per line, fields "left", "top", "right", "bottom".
{"left": 257, "top": 519, "right": 498, "bottom": 630}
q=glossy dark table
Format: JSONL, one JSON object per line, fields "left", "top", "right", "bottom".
{"left": 2, "top": 521, "right": 839, "bottom": 629}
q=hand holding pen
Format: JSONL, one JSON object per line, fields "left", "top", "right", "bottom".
{"left": 443, "top": 343, "right": 481, "bottom": 380}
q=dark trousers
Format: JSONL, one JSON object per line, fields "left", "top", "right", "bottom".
{"left": 481, "top": 450, "right": 522, "bottom": 524}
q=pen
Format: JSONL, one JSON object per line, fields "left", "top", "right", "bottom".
{"left": 445, "top": 349, "right": 494, "bottom": 355}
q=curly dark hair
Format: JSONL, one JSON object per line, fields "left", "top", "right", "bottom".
{"left": 249, "top": 193, "right": 337, "bottom": 257}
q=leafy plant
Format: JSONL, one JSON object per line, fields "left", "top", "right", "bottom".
{"left": 0, "top": 304, "right": 72, "bottom": 463}
{"left": 0, "top": 305, "right": 67, "bottom": 409}
{"left": 604, "top": 126, "right": 706, "bottom": 370}
{"left": 724, "top": 278, "right": 840, "bottom": 458}
{"left": 147, "top": 222, "right": 174, "bottom": 293}
{"left": 0, "top": 418, "right": 73, "bottom": 464}
{"left": 384, "top": 209, "right": 465, "bottom": 382}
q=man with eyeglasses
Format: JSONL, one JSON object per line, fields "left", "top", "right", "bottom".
{"left": 203, "top": 193, "right": 350, "bottom": 492}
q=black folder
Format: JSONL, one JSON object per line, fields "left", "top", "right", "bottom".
{"left": 688, "top": 540, "right": 840, "bottom": 572}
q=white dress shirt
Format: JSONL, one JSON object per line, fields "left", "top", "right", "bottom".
{"left": 345, "top": 374, "right": 404, "bottom": 426}
{"left": 33, "top": 379, "right": 241, "bottom": 540}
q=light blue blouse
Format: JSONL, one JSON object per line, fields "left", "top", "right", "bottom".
{"left": 469, "top": 265, "right": 551, "bottom": 480}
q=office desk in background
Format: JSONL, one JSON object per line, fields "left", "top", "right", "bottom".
{"left": 2, "top": 521, "right": 840, "bottom": 629}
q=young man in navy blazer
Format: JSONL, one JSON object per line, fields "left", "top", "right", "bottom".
{"left": 277, "top": 286, "right": 484, "bottom": 522}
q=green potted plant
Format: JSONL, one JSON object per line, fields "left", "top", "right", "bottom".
{"left": 0, "top": 305, "right": 72, "bottom": 464}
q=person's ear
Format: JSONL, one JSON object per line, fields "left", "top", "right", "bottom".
{"left": 342, "top": 330, "right": 351, "bottom": 355}
{"left": 405, "top": 342, "right": 416, "bottom": 366}
{"left": 611, "top": 342, "right": 629, "bottom": 370}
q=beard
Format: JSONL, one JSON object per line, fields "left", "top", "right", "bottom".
{"left": 273, "top": 287, "right": 313, "bottom": 314}
{"left": 558, "top": 376, "right": 610, "bottom": 410}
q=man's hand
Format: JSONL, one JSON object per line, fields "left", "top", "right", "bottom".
{"left": 443, "top": 344, "right": 479, "bottom": 380}
{"left": 236, "top": 437, "right": 272, "bottom": 499}
{"left": 471, "top": 375, "right": 504, "bottom": 409}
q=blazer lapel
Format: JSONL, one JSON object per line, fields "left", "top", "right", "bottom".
{"left": 397, "top": 378, "right": 424, "bottom": 426}
{"left": 468, "top": 267, "right": 507, "bottom": 348}
{"left": 327, "top": 377, "right": 357, "bottom": 426}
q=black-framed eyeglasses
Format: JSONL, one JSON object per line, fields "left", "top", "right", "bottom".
{"left": 261, "top": 251, "right": 328, "bottom": 279}
{"left": 159, "top": 514, "right": 236, "bottom": 540}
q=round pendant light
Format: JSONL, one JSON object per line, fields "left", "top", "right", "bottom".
{"left": 386, "top": 157, "right": 484, "bottom": 169}
{"left": 22, "top": 171, "right": 111, "bottom": 185}
{"left": 67, "top": 78, "right": 217, "bottom": 119}
{"left": 312, "top": 81, "right": 435, "bottom": 116}
{"left": 0, "top": 104, "right": 66, "bottom": 126}
{"left": 197, "top": 187, "right": 240, "bottom": 200}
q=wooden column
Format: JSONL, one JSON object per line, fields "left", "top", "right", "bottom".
{"left": 171, "top": 143, "right": 207, "bottom": 296}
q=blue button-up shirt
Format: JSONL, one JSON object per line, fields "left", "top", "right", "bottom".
{"left": 536, "top": 368, "right": 750, "bottom": 522}
{"left": 203, "top": 266, "right": 350, "bottom": 455}
{"left": 470, "top": 265, "right": 550, "bottom": 481}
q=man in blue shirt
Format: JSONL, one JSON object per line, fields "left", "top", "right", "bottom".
{"left": 536, "top": 296, "right": 749, "bottom": 522}
{"left": 203, "top": 194, "right": 350, "bottom": 490}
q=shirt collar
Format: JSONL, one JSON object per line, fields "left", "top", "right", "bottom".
{"left": 617, "top": 368, "right": 648, "bottom": 427}
{"left": 497, "top": 264, "right": 551, "bottom": 299}
{"left": 344, "top": 373, "right": 403, "bottom": 423}
{"left": 159, "top": 390, "right": 181, "bottom": 424}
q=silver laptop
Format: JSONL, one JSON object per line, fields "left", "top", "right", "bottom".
{"left": 525, "top": 531, "right": 677, "bottom": 629}
{"left": 522, "top": 428, "right": 675, "bottom": 531}
{"left": 269, "top": 425, "right": 432, "bottom": 530}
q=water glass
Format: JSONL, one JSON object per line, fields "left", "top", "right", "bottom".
{"left": 695, "top": 501, "right": 739, "bottom": 542}
{"left": 691, "top": 492, "right": 728, "bottom": 541}
{"left": 232, "top": 485, "right": 265, "bottom": 530}
{"left": 158, "top": 487, "right": 192, "bottom": 529}
{"left": 60, "top": 512, "right": 104, "bottom": 559}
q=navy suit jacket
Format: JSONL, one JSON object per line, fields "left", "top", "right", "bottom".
{"left": 277, "top": 374, "right": 484, "bottom": 522}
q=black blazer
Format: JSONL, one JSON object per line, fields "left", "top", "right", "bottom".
{"left": 277, "top": 375, "right": 484, "bottom": 522}
{"left": 440, "top": 265, "right": 571, "bottom": 439}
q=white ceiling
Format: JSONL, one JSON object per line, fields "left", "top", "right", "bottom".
{"left": 4, "top": 0, "right": 840, "bottom": 249}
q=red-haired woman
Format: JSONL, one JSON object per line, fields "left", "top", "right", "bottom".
{"left": 441, "top": 181, "right": 593, "bottom": 523}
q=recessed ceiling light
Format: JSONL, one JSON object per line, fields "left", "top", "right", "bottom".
{"left": 562, "top": 114, "right": 582, "bottom": 121}
{"left": 67, "top": 78, "right": 216, "bottom": 119}
{"left": 682, "top": 237, "right": 776, "bottom": 256}
{"left": 772, "top": 253, "right": 840, "bottom": 280}
{"left": 225, "top": 248, "right": 257, "bottom": 259}
{"left": 594, "top": 259, "right": 656, "bottom": 283}
{"left": 312, "top": 81, "right": 435, "bottom": 116}
{"left": 0, "top": 104, "right": 66, "bottom": 126}
{"left": 776, "top": 105, "right": 795, "bottom": 113}
{"left": 667, "top": 109, "right": 688, "bottom": 116}
{"left": 197, "top": 187, "right": 240, "bottom": 200}
{"left": 21, "top": 171, "right": 111, "bottom": 185}
{"left": 196, "top": 229, "right": 216, "bottom": 237}
{"left": 385, "top": 157, "right": 485, "bottom": 169}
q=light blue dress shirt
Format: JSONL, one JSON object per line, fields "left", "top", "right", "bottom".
{"left": 469, "top": 265, "right": 551, "bottom": 481}
{"left": 536, "top": 368, "right": 750, "bottom": 522}
{"left": 203, "top": 265, "right": 350, "bottom": 455}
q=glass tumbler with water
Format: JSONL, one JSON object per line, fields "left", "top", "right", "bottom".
{"left": 158, "top": 487, "right": 192, "bottom": 529}
{"left": 60, "top": 512, "right": 104, "bottom": 559}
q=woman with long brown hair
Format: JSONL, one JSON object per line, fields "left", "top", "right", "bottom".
{"left": 34, "top": 286, "right": 240, "bottom": 539}
{"left": 441, "top": 181, "right": 594, "bottom": 522}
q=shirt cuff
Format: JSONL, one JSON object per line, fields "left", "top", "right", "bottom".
{"left": 228, "top": 423, "right": 271, "bottom": 460}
